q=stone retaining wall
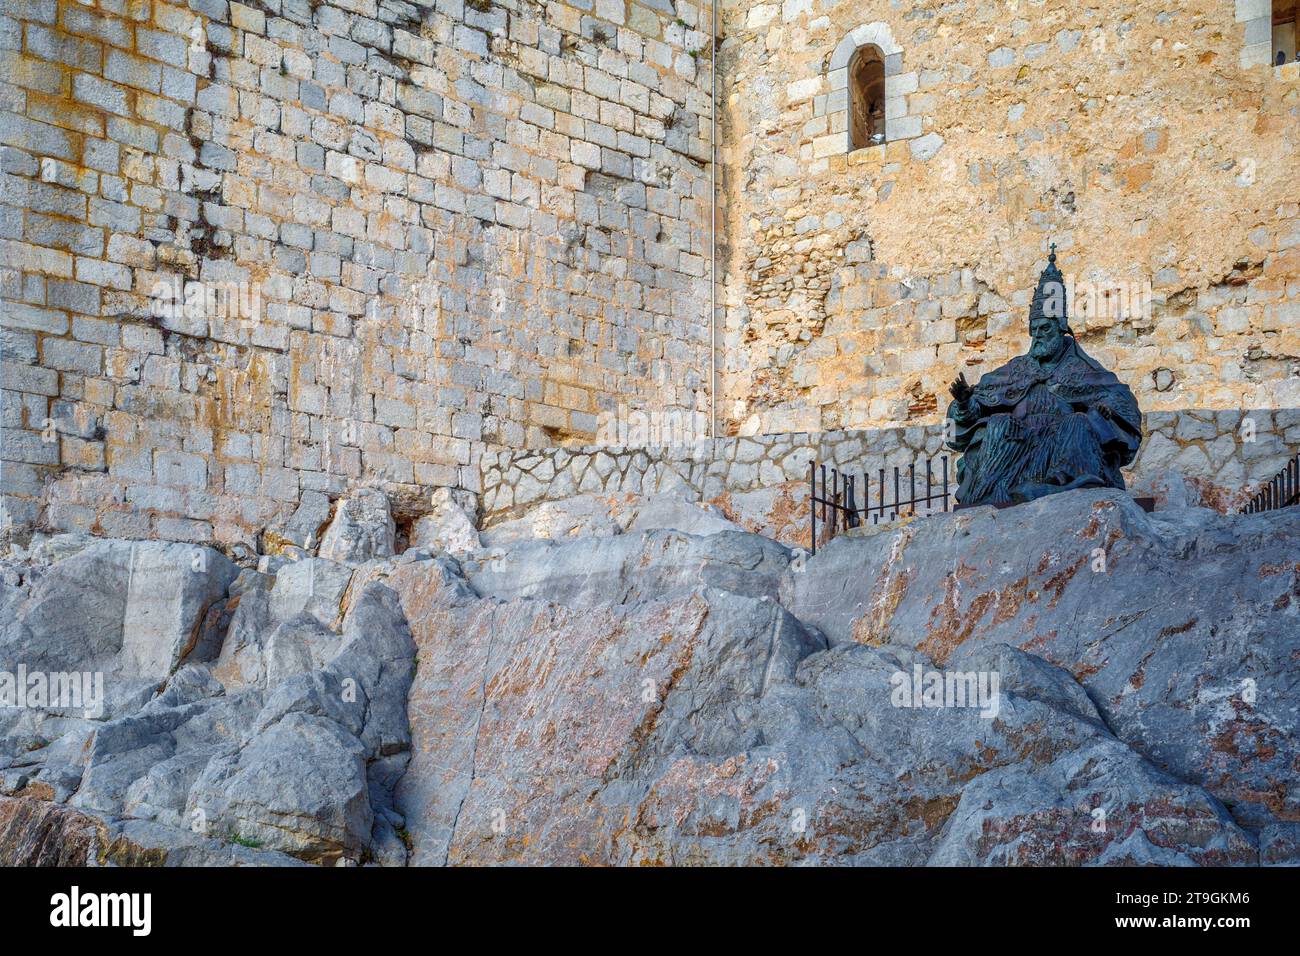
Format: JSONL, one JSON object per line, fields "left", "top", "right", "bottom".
{"left": 481, "top": 407, "right": 1300, "bottom": 541}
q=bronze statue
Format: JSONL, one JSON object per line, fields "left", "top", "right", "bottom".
{"left": 945, "top": 246, "right": 1142, "bottom": 506}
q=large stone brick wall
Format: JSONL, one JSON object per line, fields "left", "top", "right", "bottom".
{"left": 717, "top": 0, "right": 1300, "bottom": 436}
{"left": 1, "top": 0, "right": 715, "bottom": 546}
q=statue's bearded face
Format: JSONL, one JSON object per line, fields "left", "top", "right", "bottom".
{"left": 1029, "top": 315, "right": 1066, "bottom": 362}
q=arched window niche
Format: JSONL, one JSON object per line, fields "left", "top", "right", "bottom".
{"left": 819, "top": 22, "right": 920, "bottom": 157}
{"left": 848, "top": 45, "right": 886, "bottom": 149}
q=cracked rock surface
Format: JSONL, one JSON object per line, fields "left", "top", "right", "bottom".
{"left": 0, "top": 487, "right": 1296, "bottom": 865}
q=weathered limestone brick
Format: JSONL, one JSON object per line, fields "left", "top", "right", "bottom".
{"left": 1, "top": 0, "right": 714, "bottom": 546}
{"left": 721, "top": 0, "right": 1300, "bottom": 438}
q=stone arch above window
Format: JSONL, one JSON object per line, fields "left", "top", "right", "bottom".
{"left": 813, "top": 22, "right": 921, "bottom": 157}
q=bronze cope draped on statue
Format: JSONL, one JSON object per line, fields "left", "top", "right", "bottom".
{"left": 944, "top": 248, "right": 1143, "bottom": 507}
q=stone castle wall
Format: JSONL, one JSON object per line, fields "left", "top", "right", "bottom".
{"left": 1, "top": 0, "right": 715, "bottom": 546}
{"left": 4, "top": 0, "right": 1299, "bottom": 551}
{"left": 717, "top": 0, "right": 1300, "bottom": 436}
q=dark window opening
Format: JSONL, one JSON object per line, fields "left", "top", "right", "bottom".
{"left": 1276, "top": 0, "right": 1298, "bottom": 64}
{"left": 849, "top": 45, "right": 886, "bottom": 150}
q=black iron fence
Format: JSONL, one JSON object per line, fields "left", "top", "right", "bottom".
{"left": 1241, "top": 452, "right": 1299, "bottom": 514}
{"left": 808, "top": 456, "right": 953, "bottom": 554}
{"left": 808, "top": 447, "right": 1296, "bottom": 549}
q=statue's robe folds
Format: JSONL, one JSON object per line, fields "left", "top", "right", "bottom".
{"left": 945, "top": 338, "right": 1142, "bottom": 506}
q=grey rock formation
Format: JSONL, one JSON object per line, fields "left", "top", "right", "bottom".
{"left": 0, "top": 486, "right": 1296, "bottom": 866}
{"left": 264, "top": 613, "right": 343, "bottom": 686}
{"left": 464, "top": 527, "right": 790, "bottom": 607}
{"left": 479, "top": 491, "right": 740, "bottom": 548}
{"left": 625, "top": 494, "right": 740, "bottom": 536}
{"left": 0, "top": 534, "right": 413, "bottom": 865}
{"left": 479, "top": 495, "right": 623, "bottom": 546}
{"left": 0, "top": 540, "right": 236, "bottom": 720}
{"left": 268, "top": 558, "right": 354, "bottom": 628}
{"left": 411, "top": 488, "right": 481, "bottom": 557}
{"left": 783, "top": 488, "right": 1300, "bottom": 830}
{"left": 318, "top": 488, "right": 395, "bottom": 565}
{"left": 188, "top": 712, "right": 372, "bottom": 863}
{"left": 265, "top": 491, "right": 333, "bottom": 554}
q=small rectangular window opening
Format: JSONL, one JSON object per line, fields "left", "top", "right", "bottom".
{"left": 1274, "top": 0, "right": 1298, "bottom": 65}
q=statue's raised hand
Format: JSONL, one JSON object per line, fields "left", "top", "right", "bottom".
{"left": 949, "top": 372, "right": 973, "bottom": 404}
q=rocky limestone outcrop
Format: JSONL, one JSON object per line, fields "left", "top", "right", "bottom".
{"left": 784, "top": 490, "right": 1300, "bottom": 830}
{"left": 318, "top": 488, "right": 396, "bottom": 565}
{"left": 0, "top": 506, "right": 415, "bottom": 865}
{"left": 478, "top": 489, "right": 742, "bottom": 549}
{"left": 0, "top": 484, "right": 1296, "bottom": 865}
{"left": 411, "top": 488, "right": 482, "bottom": 557}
